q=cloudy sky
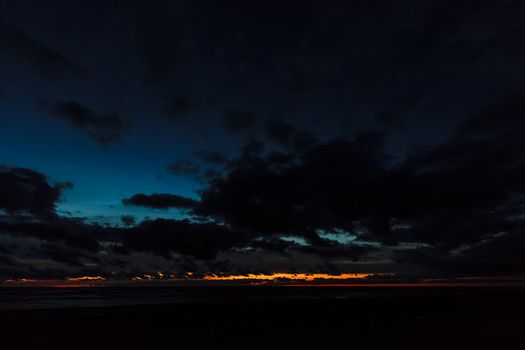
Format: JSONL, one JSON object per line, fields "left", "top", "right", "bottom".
{"left": 1, "top": 0, "right": 525, "bottom": 283}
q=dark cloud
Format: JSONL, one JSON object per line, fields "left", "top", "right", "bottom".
{"left": 375, "top": 112, "right": 405, "bottom": 131}
{"left": 119, "top": 219, "right": 251, "bottom": 260}
{"left": 238, "top": 139, "right": 264, "bottom": 157}
{"left": 195, "top": 150, "right": 228, "bottom": 164}
{"left": 195, "top": 133, "right": 388, "bottom": 245}
{"left": 263, "top": 117, "right": 295, "bottom": 147}
{"left": 0, "top": 20, "right": 85, "bottom": 78}
{"left": 263, "top": 117, "right": 319, "bottom": 152}
{"left": 394, "top": 225, "right": 525, "bottom": 277}
{"left": 373, "top": 95, "right": 416, "bottom": 131}
{"left": 123, "top": 193, "right": 197, "bottom": 210}
{"left": 265, "top": 151, "right": 295, "bottom": 166}
{"left": 0, "top": 166, "right": 68, "bottom": 218}
{"left": 222, "top": 109, "right": 258, "bottom": 133}
{"left": 191, "top": 92, "right": 525, "bottom": 275}
{"left": 248, "top": 236, "right": 372, "bottom": 261}
{"left": 0, "top": 244, "right": 10, "bottom": 254}
{"left": 165, "top": 97, "right": 192, "bottom": 120}
{"left": 3, "top": 0, "right": 525, "bottom": 280}
{"left": 290, "top": 130, "right": 319, "bottom": 152}
{"left": 0, "top": 255, "right": 33, "bottom": 280}
{"left": 167, "top": 152, "right": 228, "bottom": 183}
{"left": 43, "top": 100, "right": 129, "bottom": 145}
{"left": 376, "top": 93, "right": 525, "bottom": 254}
{"left": 31, "top": 242, "right": 98, "bottom": 267}
{"left": 120, "top": 215, "right": 136, "bottom": 227}
{"left": 5, "top": 89, "right": 525, "bottom": 277}
{"left": 0, "top": 218, "right": 105, "bottom": 253}
{"left": 293, "top": 242, "right": 374, "bottom": 261}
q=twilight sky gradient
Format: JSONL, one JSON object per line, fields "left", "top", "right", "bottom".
{"left": 1, "top": 0, "right": 525, "bottom": 283}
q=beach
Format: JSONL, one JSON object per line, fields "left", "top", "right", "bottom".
{"left": 1, "top": 287, "right": 524, "bottom": 349}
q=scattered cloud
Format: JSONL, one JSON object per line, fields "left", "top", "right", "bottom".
{"left": 120, "top": 215, "right": 136, "bottom": 227}
{"left": 0, "top": 166, "right": 69, "bottom": 218}
{"left": 123, "top": 193, "right": 197, "bottom": 210}
{"left": 43, "top": 100, "right": 129, "bottom": 145}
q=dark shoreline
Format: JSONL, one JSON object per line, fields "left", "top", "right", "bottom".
{"left": 1, "top": 287, "right": 524, "bottom": 349}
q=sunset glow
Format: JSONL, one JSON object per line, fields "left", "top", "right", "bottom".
{"left": 202, "top": 273, "right": 373, "bottom": 281}
{"left": 0, "top": 4, "right": 522, "bottom": 349}
{"left": 2, "top": 276, "right": 108, "bottom": 287}
{"left": 3, "top": 274, "right": 524, "bottom": 288}
{"left": 66, "top": 276, "right": 106, "bottom": 282}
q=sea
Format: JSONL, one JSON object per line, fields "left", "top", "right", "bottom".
{"left": 0, "top": 285, "right": 497, "bottom": 310}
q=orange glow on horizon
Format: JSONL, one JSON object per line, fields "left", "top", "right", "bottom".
{"left": 5, "top": 273, "right": 522, "bottom": 287}
{"left": 2, "top": 276, "right": 107, "bottom": 287}
{"left": 203, "top": 273, "right": 373, "bottom": 281}
{"left": 65, "top": 276, "right": 106, "bottom": 282}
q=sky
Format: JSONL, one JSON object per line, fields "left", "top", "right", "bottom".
{"left": 1, "top": 0, "right": 525, "bottom": 284}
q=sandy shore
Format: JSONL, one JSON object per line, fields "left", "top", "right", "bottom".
{"left": 1, "top": 287, "right": 524, "bottom": 349}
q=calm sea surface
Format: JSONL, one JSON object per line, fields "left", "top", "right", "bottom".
{"left": 0, "top": 286, "right": 493, "bottom": 310}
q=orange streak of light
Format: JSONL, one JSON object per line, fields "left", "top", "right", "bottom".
{"left": 65, "top": 276, "right": 106, "bottom": 282}
{"left": 203, "top": 273, "right": 372, "bottom": 281}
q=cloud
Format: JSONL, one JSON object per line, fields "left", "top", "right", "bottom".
{"left": 195, "top": 133, "right": 388, "bottom": 245}
{"left": 249, "top": 236, "right": 373, "bottom": 260}
{"left": 123, "top": 193, "right": 197, "bottom": 210}
{"left": 240, "top": 139, "right": 264, "bottom": 155}
{"left": 0, "top": 244, "right": 9, "bottom": 254}
{"left": 118, "top": 218, "right": 251, "bottom": 260}
{"left": 195, "top": 150, "right": 228, "bottom": 164}
{"left": 165, "top": 97, "right": 192, "bottom": 120}
{"left": 0, "top": 218, "right": 108, "bottom": 253}
{"left": 375, "top": 112, "right": 405, "bottom": 130}
{"left": 43, "top": 100, "right": 129, "bottom": 145}
{"left": 263, "top": 117, "right": 319, "bottom": 151}
{"left": 263, "top": 117, "right": 295, "bottom": 147}
{"left": 0, "top": 255, "right": 34, "bottom": 280}
{"left": 30, "top": 242, "right": 99, "bottom": 267}
{"left": 0, "top": 20, "right": 85, "bottom": 78}
{"left": 0, "top": 166, "right": 69, "bottom": 218}
{"left": 120, "top": 215, "right": 136, "bottom": 227}
{"left": 290, "top": 130, "right": 319, "bottom": 152}
{"left": 390, "top": 92, "right": 525, "bottom": 251}
{"left": 190, "top": 93, "right": 525, "bottom": 276}
{"left": 3, "top": 90, "right": 525, "bottom": 278}
{"left": 222, "top": 109, "right": 258, "bottom": 133}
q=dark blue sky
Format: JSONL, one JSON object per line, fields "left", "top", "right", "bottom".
{"left": 1, "top": 0, "right": 525, "bottom": 282}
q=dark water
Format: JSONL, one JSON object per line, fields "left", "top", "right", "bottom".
{"left": 0, "top": 286, "right": 506, "bottom": 310}
{"left": 0, "top": 286, "right": 365, "bottom": 309}
{"left": 2, "top": 287, "right": 525, "bottom": 349}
